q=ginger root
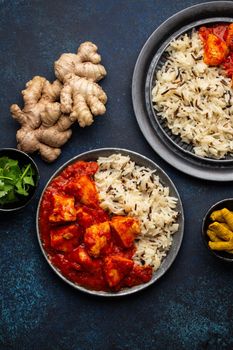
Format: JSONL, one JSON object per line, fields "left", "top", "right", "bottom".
{"left": 61, "top": 73, "right": 107, "bottom": 127}
{"left": 11, "top": 76, "right": 73, "bottom": 162}
{"left": 10, "top": 41, "right": 107, "bottom": 162}
{"left": 54, "top": 41, "right": 106, "bottom": 83}
{"left": 55, "top": 42, "right": 107, "bottom": 127}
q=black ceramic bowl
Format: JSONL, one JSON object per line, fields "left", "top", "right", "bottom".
{"left": 202, "top": 198, "right": 233, "bottom": 262}
{"left": 0, "top": 148, "right": 39, "bottom": 212}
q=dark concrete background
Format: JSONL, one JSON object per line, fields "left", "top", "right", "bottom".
{"left": 0, "top": 1, "right": 233, "bottom": 349}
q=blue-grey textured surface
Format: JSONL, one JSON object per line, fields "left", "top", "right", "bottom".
{"left": 0, "top": 1, "right": 233, "bottom": 349}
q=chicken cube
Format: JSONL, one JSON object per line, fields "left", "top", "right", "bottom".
{"left": 104, "top": 256, "right": 134, "bottom": 288}
{"left": 84, "top": 222, "right": 111, "bottom": 257}
{"left": 68, "top": 246, "right": 97, "bottom": 271}
{"left": 66, "top": 175, "right": 99, "bottom": 208}
{"left": 110, "top": 216, "right": 140, "bottom": 248}
{"left": 49, "top": 193, "right": 76, "bottom": 223}
{"left": 203, "top": 33, "right": 229, "bottom": 66}
{"left": 50, "top": 224, "right": 81, "bottom": 252}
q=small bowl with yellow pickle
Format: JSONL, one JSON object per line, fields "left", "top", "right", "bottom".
{"left": 202, "top": 199, "right": 233, "bottom": 262}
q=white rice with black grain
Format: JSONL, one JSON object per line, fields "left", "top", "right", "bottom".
{"left": 152, "top": 30, "right": 233, "bottom": 159}
{"left": 94, "top": 154, "right": 179, "bottom": 271}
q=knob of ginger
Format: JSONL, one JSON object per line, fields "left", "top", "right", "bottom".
{"left": 55, "top": 41, "right": 107, "bottom": 128}
{"left": 10, "top": 76, "right": 73, "bottom": 162}
{"left": 10, "top": 41, "right": 108, "bottom": 162}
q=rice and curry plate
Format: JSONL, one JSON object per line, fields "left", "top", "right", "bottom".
{"left": 38, "top": 154, "right": 179, "bottom": 292}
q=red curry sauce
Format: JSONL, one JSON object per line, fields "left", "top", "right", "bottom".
{"left": 199, "top": 23, "right": 233, "bottom": 81}
{"left": 39, "top": 160, "right": 152, "bottom": 292}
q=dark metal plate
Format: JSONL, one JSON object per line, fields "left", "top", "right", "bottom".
{"left": 147, "top": 18, "right": 233, "bottom": 164}
{"left": 132, "top": 1, "right": 233, "bottom": 181}
{"left": 36, "top": 148, "right": 184, "bottom": 297}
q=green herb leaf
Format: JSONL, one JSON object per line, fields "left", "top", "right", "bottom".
{"left": 0, "top": 190, "right": 8, "bottom": 198}
{"left": 23, "top": 175, "right": 35, "bottom": 186}
{"left": 0, "top": 157, "right": 36, "bottom": 204}
{"left": 15, "top": 181, "right": 28, "bottom": 196}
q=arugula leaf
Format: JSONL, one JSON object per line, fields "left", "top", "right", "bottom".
{"left": 0, "top": 156, "right": 36, "bottom": 205}
{"left": 0, "top": 190, "right": 8, "bottom": 198}
{"left": 15, "top": 180, "right": 29, "bottom": 196}
{"left": 23, "top": 175, "right": 35, "bottom": 186}
{"left": 0, "top": 188, "right": 17, "bottom": 204}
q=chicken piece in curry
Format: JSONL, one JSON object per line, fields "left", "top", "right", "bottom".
{"left": 104, "top": 256, "right": 134, "bottom": 287}
{"left": 50, "top": 224, "right": 81, "bottom": 252}
{"left": 39, "top": 160, "right": 153, "bottom": 292}
{"left": 199, "top": 24, "right": 233, "bottom": 82}
{"left": 68, "top": 245, "right": 98, "bottom": 272}
{"left": 49, "top": 193, "right": 76, "bottom": 223}
{"left": 110, "top": 216, "right": 140, "bottom": 248}
{"left": 66, "top": 175, "right": 99, "bottom": 208}
{"left": 84, "top": 222, "right": 111, "bottom": 257}
{"left": 203, "top": 33, "right": 229, "bottom": 66}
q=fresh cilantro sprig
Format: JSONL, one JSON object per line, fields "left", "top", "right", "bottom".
{"left": 0, "top": 156, "right": 36, "bottom": 205}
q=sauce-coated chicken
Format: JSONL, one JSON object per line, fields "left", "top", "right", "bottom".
{"left": 84, "top": 222, "right": 111, "bottom": 257}
{"left": 49, "top": 193, "right": 76, "bottom": 222}
{"left": 110, "top": 216, "right": 140, "bottom": 248}
{"left": 39, "top": 160, "right": 153, "bottom": 292}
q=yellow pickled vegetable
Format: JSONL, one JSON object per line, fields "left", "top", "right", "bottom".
{"left": 209, "top": 239, "right": 233, "bottom": 251}
{"left": 221, "top": 208, "right": 233, "bottom": 230}
{"left": 207, "top": 229, "right": 221, "bottom": 242}
{"left": 210, "top": 208, "right": 233, "bottom": 230}
{"left": 208, "top": 222, "right": 233, "bottom": 241}
{"left": 207, "top": 207, "right": 233, "bottom": 254}
{"left": 210, "top": 209, "right": 225, "bottom": 222}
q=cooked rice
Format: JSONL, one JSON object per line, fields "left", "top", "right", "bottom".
{"left": 152, "top": 30, "right": 233, "bottom": 159}
{"left": 94, "top": 154, "right": 179, "bottom": 271}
